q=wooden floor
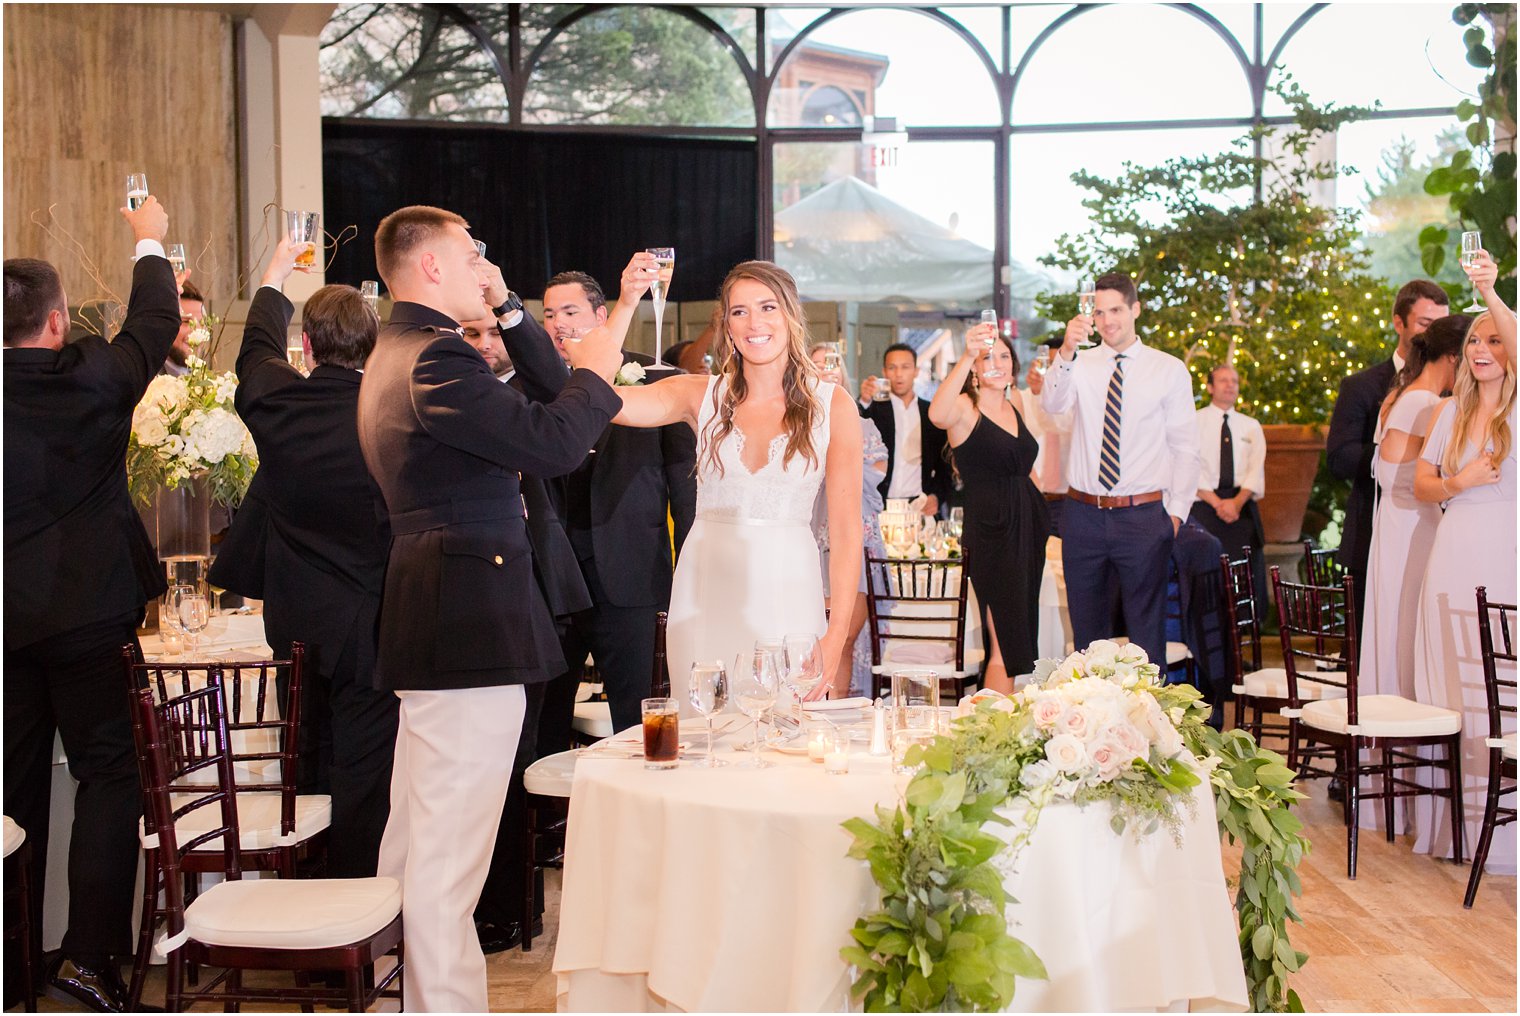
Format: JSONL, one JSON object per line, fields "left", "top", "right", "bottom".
{"left": 20, "top": 779, "right": 1514, "bottom": 1013}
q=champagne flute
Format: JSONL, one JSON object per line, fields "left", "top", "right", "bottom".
{"left": 821, "top": 342, "right": 843, "bottom": 373}
{"left": 1076, "top": 278, "right": 1097, "bottom": 348}
{"left": 126, "top": 173, "right": 149, "bottom": 211}
{"left": 176, "top": 589, "right": 210, "bottom": 653}
{"left": 978, "top": 308, "right": 998, "bottom": 349}
{"left": 732, "top": 651, "right": 778, "bottom": 769}
{"left": 646, "top": 247, "right": 675, "bottom": 366}
{"left": 360, "top": 280, "right": 380, "bottom": 312}
{"left": 207, "top": 581, "right": 225, "bottom": 616}
{"left": 782, "top": 632, "right": 824, "bottom": 723}
{"left": 1460, "top": 231, "right": 1486, "bottom": 312}
{"left": 474, "top": 239, "right": 487, "bottom": 258}
{"left": 688, "top": 662, "right": 729, "bottom": 768}
{"left": 166, "top": 243, "right": 187, "bottom": 275}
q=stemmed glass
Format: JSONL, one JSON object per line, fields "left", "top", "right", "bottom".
{"left": 732, "top": 650, "right": 779, "bottom": 769}
{"left": 174, "top": 587, "right": 210, "bottom": 653}
{"left": 126, "top": 173, "right": 149, "bottom": 211}
{"left": 646, "top": 247, "right": 675, "bottom": 366}
{"left": 978, "top": 308, "right": 998, "bottom": 348}
{"left": 782, "top": 633, "right": 824, "bottom": 724}
{"left": 688, "top": 662, "right": 729, "bottom": 768}
{"left": 1460, "top": 231, "right": 1486, "bottom": 312}
{"left": 945, "top": 506, "right": 964, "bottom": 542}
{"left": 1075, "top": 277, "right": 1097, "bottom": 348}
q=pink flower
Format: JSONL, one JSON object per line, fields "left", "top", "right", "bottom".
{"left": 1031, "top": 697, "right": 1065, "bottom": 729}
{"left": 1057, "top": 704, "right": 1097, "bottom": 742}
{"left": 1090, "top": 736, "right": 1136, "bottom": 781}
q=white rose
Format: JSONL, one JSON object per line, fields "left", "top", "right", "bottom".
{"left": 1088, "top": 737, "right": 1134, "bottom": 782}
{"left": 1083, "top": 639, "right": 1124, "bottom": 669}
{"left": 1112, "top": 721, "right": 1149, "bottom": 759}
{"left": 1044, "top": 733, "right": 1088, "bottom": 774}
{"left": 134, "top": 414, "right": 169, "bottom": 447}
{"left": 615, "top": 362, "right": 646, "bottom": 386}
{"left": 141, "top": 375, "right": 186, "bottom": 416}
{"left": 1115, "top": 641, "right": 1150, "bottom": 666}
{"left": 1154, "top": 717, "right": 1185, "bottom": 759}
{"left": 1019, "top": 758, "right": 1058, "bottom": 789}
{"left": 1057, "top": 704, "right": 1098, "bottom": 742}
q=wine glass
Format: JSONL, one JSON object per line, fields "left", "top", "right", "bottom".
{"left": 732, "top": 650, "right": 778, "bottom": 769}
{"left": 688, "top": 662, "right": 729, "bottom": 768}
{"left": 175, "top": 588, "right": 210, "bottom": 653}
{"left": 945, "top": 507, "right": 964, "bottom": 542}
{"left": 126, "top": 173, "right": 149, "bottom": 211}
{"left": 166, "top": 243, "right": 187, "bottom": 275}
{"left": 646, "top": 247, "right": 675, "bottom": 366}
{"left": 978, "top": 308, "right": 997, "bottom": 349}
{"left": 1460, "top": 231, "right": 1486, "bottom": 312}
{"left": 1075, "top": 278, "right": 1097, "bottom": 348}
{"left": 782, "top": 633, "right": 824, "bottom": 723}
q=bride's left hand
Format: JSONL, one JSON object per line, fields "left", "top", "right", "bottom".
{"left": 805, "top": 632, "right": 846, "bottom": 700}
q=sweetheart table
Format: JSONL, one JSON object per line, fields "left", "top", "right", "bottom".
{"left": 552, "top": 725, "right": 1248, "bottom": 1012}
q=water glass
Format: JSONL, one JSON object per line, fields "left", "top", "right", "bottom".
{"left": 285, "top": 210, "right": 321, "bottom": 271}
{"left": 641, "top": 697, "right": 680, "bottom": 770}
{"left": 175, "top": 588, "right": 210, "bottom": 652}
{"left": 126, "top": 173, "right": 149, "bottom": 211}
{"left": 688, "top": 662, "right": 729, "bottom": 768}
{"left": 891, "top": 668, "right": 940, "bottom": 773}
{"left": 782, "top": 632, "right": 823, "bottom": 721}
{"left": 732, "top": 650, "right": 778, "bottom": 769}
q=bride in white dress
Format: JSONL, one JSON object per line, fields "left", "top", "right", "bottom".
{"left": 605, "top": 256, "right": 863, "bottom": 710}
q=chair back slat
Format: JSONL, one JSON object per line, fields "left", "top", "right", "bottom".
{"left": 1271, "top": 566, "right": 1358, "bottom": 721}
{"left": 1302, "top": 539, "right": 1345, "bottom": 587}
{"left": 1218, "top": 552, "right": 1262, "bottom": 680}
{"left": 1476, "top": 586, "right": 1518, "bottom": 742}
{"left": 864, "top": 554, "right": 972, "bottom": 699}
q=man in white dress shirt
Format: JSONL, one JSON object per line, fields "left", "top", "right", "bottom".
{"left": 1190, "top": 363, "right": 1268, "bottom": 614}
{"left": 1042, "top": 273, "right": 1200, "bottom": 664}
{"left": 860, "top": 343, "right": 951, "bottom": 517}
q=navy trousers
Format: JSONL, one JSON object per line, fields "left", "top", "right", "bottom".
{"left": 1060, "top": 498, "right": 1175, "bottom": 665}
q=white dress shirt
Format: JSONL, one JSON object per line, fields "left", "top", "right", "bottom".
{"left": 887, "top": 392, "right": 924, "bottom": 500}
{"left": 1042, "top": 337, "right": 1200, "bottom": 521}
{"left": 1195, "top": 403, "right": 1266, "bottom": 498}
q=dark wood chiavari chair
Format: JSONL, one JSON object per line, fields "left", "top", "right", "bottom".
{"left": 1465, "top": 586, "right": 1517, "bottom": 908}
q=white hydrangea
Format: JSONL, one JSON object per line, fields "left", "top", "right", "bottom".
{"left": 141, "top": 374, "right": 187, "bottom": 416}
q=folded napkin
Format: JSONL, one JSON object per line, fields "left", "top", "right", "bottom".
{"left": 803, "top": 697, "right": 872, "bottom": 712}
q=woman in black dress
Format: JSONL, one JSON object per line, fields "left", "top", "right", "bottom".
{"left": 928, "top": 323, "right": 1049, "bottom": 690}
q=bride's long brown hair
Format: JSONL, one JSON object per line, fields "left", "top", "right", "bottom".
{"left": 701, "top": 261, "right": 821, "bottom": 477}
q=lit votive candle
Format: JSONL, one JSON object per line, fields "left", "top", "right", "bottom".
{"left": 160, "top": 628, "right": 186, "bottom": 657}
{"left": 825, "top": 745, "right": 850, "bottom": 775}
{"left": 808, "top": 729, "right": 829, "bottom": 762}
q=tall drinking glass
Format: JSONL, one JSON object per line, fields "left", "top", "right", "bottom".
{"left": 646, "top": 247, "right": 675, "bottom": 365}
{"left": 978, "top": 308, "right": 998, "bottom": 348}
{"left": 1076, "top": 278, "right": 1097, "bottom": 348}
{"left": 732, "top": 651, "right": 778, "bottom": 769}
{"left": 166, "top": 244, "right": 187, "bottom": 275}
{"left": 126, "top": 174, "right": 149, "bottom": 211}
{"left": 688, "top": 662, "right": 729, "bottom": 768}
{"left": 1461, "top": 231, "right": 1486, "bottom": 312}
{"left": 360, "top": 281, "right": 380, "bottom": 312}
{"left": 285, "top": 210, "right": 321, "bottom": 272}
{"left": 782, "top": 633, "right": 824, "bottom": 723}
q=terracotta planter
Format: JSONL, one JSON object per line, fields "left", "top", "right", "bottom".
{"left": 1259, "top": 424, "right": 1326, "bottom": 543}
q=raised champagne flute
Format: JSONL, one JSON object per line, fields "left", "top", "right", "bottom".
{"left": 732, "top": 650, "right": 778, "bottom": 769}
{"left": 126, "top": 173, "right": 149, "bottom": 211}
{"left": 166, "top": 243, "right": 187, "bottom": 275}
{"left": 979, "top": 308, "right": 998, "bottom": 349}
{"left": 821, "top": 341, "right": 843, "bottom": 374}
{"left": 360, "top": 281, "right": 380, "bottom": 312}
{"left": 646, "top": 247, "right": 675, "bottom": 366}
{"left": 688, "top": 662, "right": 729, "bottom": 768}
{"left": 1076, "top": 278, "right": 1097, "bottom": 348}
{"left": 1460, "top": 231, "right": 1486, "bottom": 312}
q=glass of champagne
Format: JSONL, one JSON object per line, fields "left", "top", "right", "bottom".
{"left": 287, "top": 339, "right": 307, "bottom": 376}
{"left": 1076, "top": 278, "right": 1097, "bottom": 348}
{"left": 782, "top": 632, "right": 824, "bottom": 723}
{"left": 732, "top": 650, "right": 778, "bottom": 769}
{"left": 360, "top": 280, "right": 380, "bottom": 312}
{"left": 979, "top": 308, "right": 998, "bottom": 349}
{"left": 176, "top": 588, "right": 211, "bottom": 653}
{"left": 126, "top": 173, "right": 149, "bottom": 211}
{"left": 166, "top": 243, "right": 187, "bottom": 275}
{"left": 285, "top": 210, "right": 321, "bottom": 272}
{"left": 1460, "top": 231, "right": 1486, "bottom": 312}
{"left": 821, "top": 341, "right": 843, "bottom": 374}
{"left": 688, "top": 662, "right": 729, "bottom": 768}
{"left": 646, "top": 247, "right": 675, "bottom": 365}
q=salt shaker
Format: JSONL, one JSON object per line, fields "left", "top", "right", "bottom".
{"left": 869, "top": 697, "right": 889, "bottom": 756}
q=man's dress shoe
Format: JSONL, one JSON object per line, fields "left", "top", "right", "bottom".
{"left": 46, "top": 955, "right": 129, "bottom": 1013}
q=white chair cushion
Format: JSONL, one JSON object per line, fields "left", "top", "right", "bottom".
{"left": 1493, "top": 733, "right": 1518, "bottom": 761}
{"left": 524, "top": 749, "right": 579, "bottom": 798}
{"left": 572, "top": 701, "right": 614, "bottom": 739}
{"left": 1165, "top": 641, "right": 1191, "bottom": 665}
{"left": 184, "top": 876, "right": 400, "bottom": 950}
{"left": 1240, "top": 668, "right": 1348, "bottom": 701}
{"left": 141, "top": 792, "right": 331, "bottom": 852}
{"left": 1300, "top": 694, "right": 1462, "bottom": 738}
{"left": 873, "top": 643, "right": 982, "bottom": 678}
{"left": 3, "top": 815, "right": 25, "bottom": 858}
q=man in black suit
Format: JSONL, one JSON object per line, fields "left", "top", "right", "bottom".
{"left": 4, "top": 197, "right": 178, "bottom": 1012}
{"left": 859, "top": 342, "right": 951, "bottom": 518}
{"left": 357, "top": 205, "right": 622, "bottom": 1012}
{"left": 207, "top": 238, "right": 396, "bottom": 880}
{"left": 537, "top": 270, "right": 697, "bottom": 750}
{"left": 1327, "top": 279, "right": 1448, "bottom": 631}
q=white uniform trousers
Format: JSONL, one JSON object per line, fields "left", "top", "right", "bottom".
{"left": 378, "top": 684, "right": 526, "bottom": 1013}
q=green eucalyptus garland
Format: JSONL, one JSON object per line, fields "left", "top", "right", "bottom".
{"left": 842, "top": 668, "right": 1309, "bottom": 1013}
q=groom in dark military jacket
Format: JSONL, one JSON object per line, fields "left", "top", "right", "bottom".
{"left": 208, "top": 236, "right": 396, "bottom": 881}
{"left": 357, "top": 205, "right": 623, "bottom": 1012}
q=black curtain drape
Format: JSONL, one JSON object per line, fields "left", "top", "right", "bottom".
{"left": 322, "top": 119, "right": 757, "bottom": 304}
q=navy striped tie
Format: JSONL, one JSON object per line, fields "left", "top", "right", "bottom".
{"left": 1099, "top": 354, "right": 1125, "bottom": 490}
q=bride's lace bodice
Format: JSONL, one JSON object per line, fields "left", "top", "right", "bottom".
{"left": 694, "top": 374, "right": 834, "bottom": 524}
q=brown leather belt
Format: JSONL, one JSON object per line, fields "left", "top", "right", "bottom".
{"left": 1043, "top": 492, "right": 1066, "bottom": 503}
{"left": 1067, "top": 488, "right": 1163, "bottom": 510}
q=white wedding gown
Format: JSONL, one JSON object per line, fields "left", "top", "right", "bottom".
{"left": 666, "top": 374, "right": 833, "bottom": 715}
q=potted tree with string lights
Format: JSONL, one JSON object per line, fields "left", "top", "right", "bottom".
{"left": 1038, "top": 84, "right": 1393, "bottom": 543}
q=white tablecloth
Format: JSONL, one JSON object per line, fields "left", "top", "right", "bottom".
{"left": 553, "top": 728, "right": 1247, "bottom": 1013}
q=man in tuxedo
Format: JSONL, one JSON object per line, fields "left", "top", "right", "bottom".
{"left": 358, "top": 205, "right": 622, "bottom": 1012}
{"left": 537, "top": 270, "right": 697, "bottom": 751}
{"left": 1190, "top": 364, "right": 1268, "bottom": 618}
{"left": 1327, "top": 279, "right": 1448, "bottom": 631}
{"left": 4, "top": 197, "right": 178, "bottom": 1012}
{"left": 859, "top": 343, "right": 951, "bottom": 517}
{"left": 207, "top": 238, "right": 396, "bottom": 880}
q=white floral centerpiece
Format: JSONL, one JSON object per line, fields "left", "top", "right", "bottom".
{"left": 844, "top": 639, "right": 1310, "bottom": 1013}
{"left": 126, "top": 313, "right": 257, "bottom": 507}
